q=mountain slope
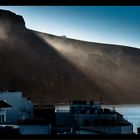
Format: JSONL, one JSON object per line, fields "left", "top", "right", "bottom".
{"left": 0, "top": 9, "right": 140, "bottom": 104}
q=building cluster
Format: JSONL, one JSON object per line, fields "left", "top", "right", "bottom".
{"left": 0, "top": 91, "right": 134, "bottom": 135}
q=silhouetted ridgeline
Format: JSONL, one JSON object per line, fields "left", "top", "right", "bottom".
{"left": 0, "top": 9, "right": 140, "bottom": 104}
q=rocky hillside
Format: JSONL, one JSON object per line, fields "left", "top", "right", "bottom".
{"left": 0, "top": 9, "right": 140, "bottom": 104}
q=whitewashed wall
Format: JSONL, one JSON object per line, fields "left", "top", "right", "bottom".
{"left": 19, "top": 125, "right": 51, "bottom": 135}
{"left": 0, "top": 92, "right": 33, "bottom": 123}
{"left": 80, "top": 125, "right": 133, "bottom": 134}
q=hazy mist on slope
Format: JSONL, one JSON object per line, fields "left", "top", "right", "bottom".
{"left": 36, "top": 32, "right": 140, "bottom": 104}
{"left": 0, "top": 9, "right": 140, "bottom": 104}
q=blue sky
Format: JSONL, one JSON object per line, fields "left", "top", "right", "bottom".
{"left": 0, "top": 6, "right": 140, "bottom": 48}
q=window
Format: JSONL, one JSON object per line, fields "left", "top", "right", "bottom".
{"left": 1, "top": 114, "right": 4, "bottom": 122}
{"left": 0, "top": 114, "right": 5, "bottom": 123}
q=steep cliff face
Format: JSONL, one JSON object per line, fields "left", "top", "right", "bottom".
{"left": 0, "top": 9, "right": 25, "bottom": 26}
{"left": 0, "top": 9, "right": 140, "bottom": 104}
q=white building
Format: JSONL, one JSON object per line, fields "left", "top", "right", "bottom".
{"left": 56, "top": 100, "right": 133, "bottom": 135}
{"left": 0, "top": 100, "right": 12, "bottom": 123}
{"left": 0, "top": 91, "right": 52, "bottom": 135}
{"left": 0, "top": 91, "right": 33, "bottom": 123}
{"left": 70, "top": 100, "right": 133, "bottom": 134}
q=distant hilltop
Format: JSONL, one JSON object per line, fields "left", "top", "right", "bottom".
{"left": 0, "top": 9, "right": 25, "bottom": 28}
{"left": 0, "top": 9, "right": 140, "bottom": 104}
